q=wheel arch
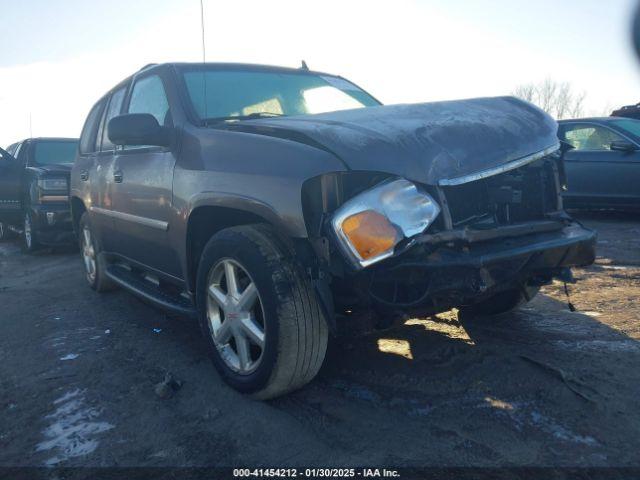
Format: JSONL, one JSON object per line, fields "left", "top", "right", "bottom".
{"left": 70, "top": 196, "right": 87, "bottom": 236}
{"left": 185, "top": 201, "right": 298, "bottom": 293}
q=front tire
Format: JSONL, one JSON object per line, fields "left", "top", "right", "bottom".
{"left": 196, "top": 224, "right": 328, "bottom": 400}
{"left": 461, "top": 285, "right": 540, "bottom": 317}
{"left": 79, "top": 212, "right": 116, "bottom": 292}
{"left": 22, "top": 211, "right": 41, "bottom": 253}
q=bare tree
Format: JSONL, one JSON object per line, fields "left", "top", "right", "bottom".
{"left": 511, "top": 78, "right": 586, "bottom": 119}
{"left": 513, "top": 84, "right": 536, "bottom": 103}
{"left": 570, "top": 91, "right": 586, "bottom": 118}
{"left": 555, "top": 82, "right": 572, "bottom": 120}
{"left": 537, "top": 78, "right": 558, "bottom": 114}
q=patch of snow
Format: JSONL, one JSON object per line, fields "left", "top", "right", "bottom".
{"left": 552, "top": 339, "right": 640, "bottom": 352}
{"left": 529, "top": 411, "right": 598, "bottom": 445}
{"left": 54, "top": 389, "right": 82, "bottom": 404}
{"left": 473, "top": 398, "right": 599, "bottom": 446}
{"left": 59, "top": 354, "right": 79, "bottom": 361}
{"left": 331, "top": 380, "right": 381, "bottom": 402}
{"left": 36, "top": 389, "right": 113, "bottom": 466}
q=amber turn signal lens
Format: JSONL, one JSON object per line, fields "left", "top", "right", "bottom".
{"left": 341, "top": 210, "right": 400, "bottom": 260}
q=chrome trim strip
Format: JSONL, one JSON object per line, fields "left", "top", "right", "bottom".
{"left": 40, "top": 195, "right": 69, "bottom": 202}
{"left": 438, "top": 143, "right": 560, "bottom": 186}
{"left": 90, "top": 206, "right": 168, "bottom": 231}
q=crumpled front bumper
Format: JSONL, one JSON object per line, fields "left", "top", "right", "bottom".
{"left": 368, "top": 221, "right": 596, "bottom": 308}
{"left": 29, "top": 203, "right": 75, "bottom": 245}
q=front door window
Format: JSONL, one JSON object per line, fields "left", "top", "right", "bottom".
{"left": 563, "top": 125, "right": 625, "bottom": 151}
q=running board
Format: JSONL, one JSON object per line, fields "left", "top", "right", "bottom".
{"left": 105, "top": 265, "right": 197, "bottom": 318}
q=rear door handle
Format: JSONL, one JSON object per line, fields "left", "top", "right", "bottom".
{"left": 113, "top": 170, "right": 123, "bottom": 183}
{"left": 80, "top": 170, "right": 89, "bottom": 181}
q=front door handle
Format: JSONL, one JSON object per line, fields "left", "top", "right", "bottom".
{"left": 113, "top": 170, "right": 123, "bottom": 183}
{"left": 80, "top": 170, "right": 89, "bottom": 181}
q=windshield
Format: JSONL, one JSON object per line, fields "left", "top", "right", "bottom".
{"left": 181, "top": 68, "right": 380, "bottom": 122}
{"left": 611, "top": 118, "right": 640, "bottom": 139}
{"left": 33, "top": 141, "right": 78, "bottom": 166}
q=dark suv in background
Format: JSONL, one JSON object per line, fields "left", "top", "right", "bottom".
{"left": 70, "top": 62, "right": 596, "bottom": 399}
{"left": 0, "top": 138, "right": 78, "bottom": 251}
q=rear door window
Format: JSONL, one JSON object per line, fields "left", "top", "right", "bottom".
{"left": 101, "top": 88, "right": 127, "bottom": 151}
{"left": 79, "top": 100, "right": 106, "bottom": 154}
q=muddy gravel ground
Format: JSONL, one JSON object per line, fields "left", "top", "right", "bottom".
{"left": 0, "top": 212, "right": 639, "bottom": 471}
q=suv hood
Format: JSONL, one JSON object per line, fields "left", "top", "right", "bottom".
{"left": 28, "top": 164, "right": 72, "bottom": 176}
{"left": 234, "top": 96, "right": 558, "bottom": 185}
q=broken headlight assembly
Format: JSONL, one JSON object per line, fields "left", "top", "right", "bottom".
{"left": 331, "top": 178, "right": 440, "bottom": 269}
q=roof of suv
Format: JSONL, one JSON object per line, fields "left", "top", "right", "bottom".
{"left": 6, "top": 137, "right": 78, "bottom": 148}
{"left": 143, "top": 61, "right": 336, "bottom": 77}
{"left": 99, "top": 62, "right": 340, "bottom": 103}
{"left": 558, "top": 117, "right": 639, "bottom": 124}
{"left": 31, "top": 137, "right": 78, "bottom": 142}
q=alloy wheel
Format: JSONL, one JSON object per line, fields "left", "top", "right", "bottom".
{"left": 81, "top": 225, "right": 97, "bottom": 283}
{"left": 206, "top": 258, "right": 266, "bottom": 374}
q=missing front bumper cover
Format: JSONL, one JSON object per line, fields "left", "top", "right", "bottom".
{"left": 366, "top": 222, "right": 596, "bottom": 309}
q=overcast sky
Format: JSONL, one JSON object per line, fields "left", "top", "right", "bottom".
{"left": 1, "top": 0, "right": 638, "bottom": 146}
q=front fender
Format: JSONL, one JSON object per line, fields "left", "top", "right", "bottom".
{"left": 187, "top": 191, "right": 295, "bottom": 236}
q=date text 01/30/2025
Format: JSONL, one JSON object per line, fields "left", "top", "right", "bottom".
{"left": 232, "top": 468, "right": 401, "bottom": 478}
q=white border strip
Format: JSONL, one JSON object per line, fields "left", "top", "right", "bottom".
{"left": 438, "top": 143, "right": 560, "bottom": 186}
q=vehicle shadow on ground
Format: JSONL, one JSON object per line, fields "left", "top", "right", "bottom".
{"left": 271, "top": 293, "right": 640, "bottom": 465}
{"left": 313, "top": 295, "right": 637, "bottom": 390}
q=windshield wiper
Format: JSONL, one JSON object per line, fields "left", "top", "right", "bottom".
{"left": 203, "top": 112, "right": 284, "bottom": 125}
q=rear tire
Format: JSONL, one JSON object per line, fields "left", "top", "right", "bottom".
{"left": 461, "top": 286, "right": 539, "bottom": 317}
{"left": 79, "top": 212, "right": 116, "bottom": 292}
{"left": 196, "top": 224, "right": 328, "bottom": 400}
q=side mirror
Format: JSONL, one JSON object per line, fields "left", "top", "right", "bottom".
{"left": 610, "top": 140, "right": 638, "bottom": 152}
{"left": 108, "top": 113, "right": 171, "bottom": 147}
{"left": 559, "top": 140, "right": 575, "bottom": 153}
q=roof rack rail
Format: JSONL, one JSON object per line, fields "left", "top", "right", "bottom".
{"left": 139, "top": 63, "right": 158, "bottom": 71}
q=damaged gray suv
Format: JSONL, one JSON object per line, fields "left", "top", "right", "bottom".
{"left": 70, "top": 63, "right": 596, "bottom": 398}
